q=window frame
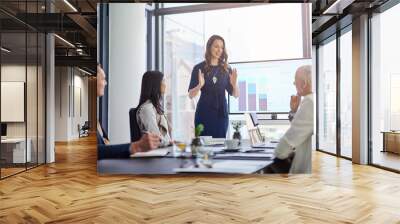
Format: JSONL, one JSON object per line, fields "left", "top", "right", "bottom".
{"left": 315, "top": 24, "right": 352, "bottom": 160}
{"left": 154, "top": 3, "right": 312, "bottom": 121}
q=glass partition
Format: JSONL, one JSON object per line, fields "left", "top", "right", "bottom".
{"left": 1, "top": 30, "right": 28, "bottom": 177}
{"left": 27, "top": 30, "right": 38, "bottom": 169}
{"left": 0, "top": 1, "right": 46, "bottom": 179}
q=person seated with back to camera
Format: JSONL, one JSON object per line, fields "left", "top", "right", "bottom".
{"left": 136, "top": 70, "right": 172, "bottom": 147}
{"left": 97, "top": 64, "right": 161, "bottom": 159}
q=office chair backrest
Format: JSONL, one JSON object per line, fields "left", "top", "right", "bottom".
{"left": 129, "top": 108, "right": 142, "bottom": 142}
{"left": 82, "top": 121, "right": 90, "bottom": 130}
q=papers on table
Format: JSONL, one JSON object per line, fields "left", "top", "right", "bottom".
{"left": 240, "top": 148, "right": 275, "bottom": 153}
{"left": 130, "top": 148, "right": 169, "bottom": 158}
{"left": 250, "top": 142, "right": 279, "bottom": 149}
{"left": 214, "top": 152, "right": 272, "bottom": 159}
{"left": 203, "top": 138, "right": 225, "bottom": 146}
{"left": 173, "top": 160, "right": 269, "bottom": 174}
{"left": 203, "top": 146, "right": 225, "bottom": 153}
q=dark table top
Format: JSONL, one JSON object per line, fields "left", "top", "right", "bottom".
{"left": 97, "top": 144, "right": 275, "bottom": 175}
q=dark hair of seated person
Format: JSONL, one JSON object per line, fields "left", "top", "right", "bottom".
{"left": 137, "top": 70, "right": 164, "bottom": 115}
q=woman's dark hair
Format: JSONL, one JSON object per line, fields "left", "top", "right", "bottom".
{"left": 138, "top": 70, "right": 164, "bottom": 114}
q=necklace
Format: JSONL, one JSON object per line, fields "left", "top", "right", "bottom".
{"left": 211, "top": 68, "right": 218, "bottom": 84}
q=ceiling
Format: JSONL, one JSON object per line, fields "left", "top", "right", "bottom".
{"left": 0, "top": 0, "right": 395, "bottom": 73}
{"left": 0, "top": 0, "right": 98, "bottom": 74}
{"left": 311, "top": 0, "right": 390, "bottom": 44}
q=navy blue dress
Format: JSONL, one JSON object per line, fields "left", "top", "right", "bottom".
{"left": 188, "top": 61, "right": 234, "bottom": 138}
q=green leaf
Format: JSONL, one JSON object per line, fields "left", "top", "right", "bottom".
{"left": 195, "top": 124, "right": 204, "bottom": 137}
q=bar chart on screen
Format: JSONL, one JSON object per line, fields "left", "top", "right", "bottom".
{"left": 230, "top": 58, "right": 312, "bottom": 113}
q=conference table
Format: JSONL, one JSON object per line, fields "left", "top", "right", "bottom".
{"left": 97, "top": 140, "right": 276, "bottom": 175}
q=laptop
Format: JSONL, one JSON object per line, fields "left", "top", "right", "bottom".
{"left": 245, "top": 113, "right": 278, "bottom": 149}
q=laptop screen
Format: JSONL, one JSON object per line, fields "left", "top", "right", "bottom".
{"left": 248, "top": 128, "right": 263, "bottom": 145}
{"left": 245, "top": 113, "right": 264, "bottom": 144}
{"left": 250, "top": 113, "right": 259, "bottom": 127}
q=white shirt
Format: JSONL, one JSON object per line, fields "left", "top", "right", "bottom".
{"left": 274, "top": 93, "right": 314, "bottom": 174}
{"left": 137, "top": 100, "right": 172, "bottom": 147}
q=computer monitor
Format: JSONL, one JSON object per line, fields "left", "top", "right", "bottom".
{"left": 1, "top": 123, "right": 7, "bottom": 137}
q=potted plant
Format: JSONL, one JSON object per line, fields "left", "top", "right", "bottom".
{"left": 231, "top": 120, "right": 244, "bottom": 144}
{"left": 191, "top": 124, "right": 204, "bottom": 156}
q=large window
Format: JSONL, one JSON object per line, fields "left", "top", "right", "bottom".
{"left": 317, "top": 37, "right": 337, "bottom": 154}
{"left": 162, "top": 3, "right": 311, "bottom": 140}
{"left": 340, "top": 29, "right": 352, "bottom": 158}
{"left": 316, "top": 27, "right": 353, "bottom": 159}
{"left": 371, "top": 3, "right": 400, "bottom": 171}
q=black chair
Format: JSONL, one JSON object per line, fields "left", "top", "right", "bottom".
{"left": 129, "top": 108, "right": 142, "bottom": 142}
{"left": 78, "top": 121, "right": 90, "bottom": 138}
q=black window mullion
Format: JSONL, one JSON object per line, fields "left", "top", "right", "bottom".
{"left": 316, "top": 44, "right": 319, "bottom": 150}
{"left": 367, "top": 11, "right": 373, "bottom": 165}
{"left": 0, "top": 25, "right": 2, "bottom": 179}
{"left": 36, "top": 0, "right": 39, "bottom": 167}
{"left": 44, "top": 31, "right": 47, "bottom": 164}
{"left": 25, "top": 0, "right": 28, "bottom": 171}
{"left": 336, "top": 30, "right": 341, "bottom": 157}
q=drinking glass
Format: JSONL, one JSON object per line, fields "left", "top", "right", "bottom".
{"left": 196, "top": 147, "right": 214, "bottom": 168}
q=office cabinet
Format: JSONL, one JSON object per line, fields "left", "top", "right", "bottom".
{"left": 382, "top": 132, "right": 400, "bottom": 154}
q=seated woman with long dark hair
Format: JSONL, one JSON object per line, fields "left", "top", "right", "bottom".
{"left": 97, "top": 64, "right": 161, "bottom": 159}
{"left": 136, "top": 71, "right": 172, "bottom": 147}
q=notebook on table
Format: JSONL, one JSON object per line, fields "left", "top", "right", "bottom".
{"left": 130, "top": 148, "right": 169, "bottom": 158}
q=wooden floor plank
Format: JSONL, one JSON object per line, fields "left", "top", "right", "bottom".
{"left": 0, "top": 135, "right": 399, "bottom": 223}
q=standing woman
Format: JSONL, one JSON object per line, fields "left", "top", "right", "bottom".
{"left": 188, "top": 35, "right": 239, "bottom": 138}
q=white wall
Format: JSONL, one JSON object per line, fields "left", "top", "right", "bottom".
{"left": 54, "top": 67, "right": 89, "bottom": 141}
{"left": 1, "top": 65, "right": 35, "bottom": 138}
{"left": 75, "top": 73, "right": 89, "bottom": 124}
{"left": 55, "top": 67, "right": 69, "bottom": 141}
{"left": 108, "top": 3, "right": 146, "bottom": 144}
{"left": 72, "top": 74, "right": 89, "bottom": 138}
{"left": 1, "top": 66, "right": 25, "bottom": 125}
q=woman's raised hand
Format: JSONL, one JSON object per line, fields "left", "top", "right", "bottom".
{"left": 198, "top": 69, "right": 205, "bottom": 88}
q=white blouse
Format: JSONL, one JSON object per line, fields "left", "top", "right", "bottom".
{"left": 136, "top": 100, "right": 172, "bottom": 147}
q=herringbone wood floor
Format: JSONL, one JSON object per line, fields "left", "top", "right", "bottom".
{"left": 1, "top": 135, "right": 400, "bottom": 224}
